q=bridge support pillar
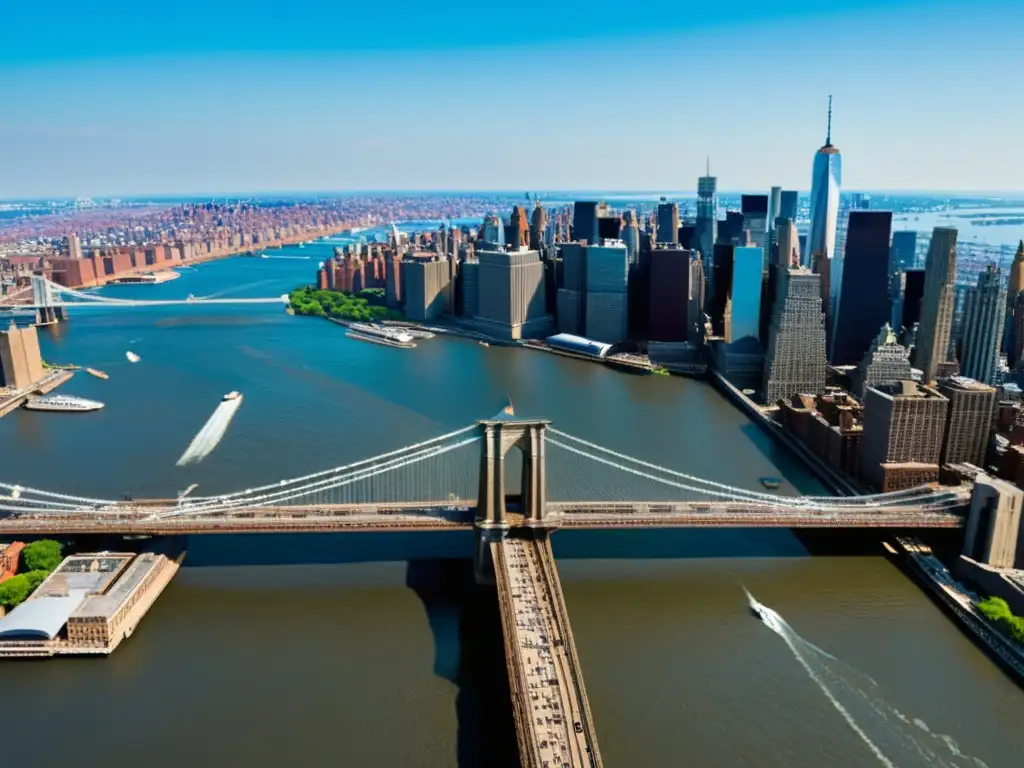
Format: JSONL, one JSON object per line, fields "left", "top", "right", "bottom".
{"left": 476, "top": 418, "right": 549, "bottom": 529}
{"left": 31, "top": 276, "right": 65, "bottom": 325}
{"left": 473, "top": 526, "right": 506, "bottom": 585}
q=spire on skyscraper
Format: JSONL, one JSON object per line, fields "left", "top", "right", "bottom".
{"left": 826, "top": 95, "right": 833, "bottom": 146}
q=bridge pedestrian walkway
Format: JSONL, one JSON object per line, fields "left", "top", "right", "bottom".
{"left": 492, "top": 534, "right": 602, "bottom": 768}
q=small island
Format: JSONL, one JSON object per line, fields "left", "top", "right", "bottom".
{"left": 288, "top": 286, "right": 402, "bottom": 323}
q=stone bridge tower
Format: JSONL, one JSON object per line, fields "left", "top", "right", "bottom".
{"left": 476, "top": 417, "right": 549, "bottom": 529}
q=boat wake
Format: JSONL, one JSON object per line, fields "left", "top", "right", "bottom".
{"left": 261, "top": 255, "right": 312, "bottom": 260}
{"left": 176, "top": 395, "right": 243, "bottom": 466}
{"left": 744, "top": 588, "right": 988, "bottom": 768}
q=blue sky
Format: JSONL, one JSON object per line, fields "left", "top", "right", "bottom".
{"left": 2, "top": 0, "right": 1021, "bottom": 197}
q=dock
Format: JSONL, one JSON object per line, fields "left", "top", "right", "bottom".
{"left": 0, "top": 368, "right": 74, "bottom": 418}
{"left": 493, "top": 535, "right": 603, "bottom": 768}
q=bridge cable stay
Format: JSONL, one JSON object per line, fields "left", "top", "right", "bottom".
{"left": 183, "top": 424, "right": 478, "bottom": 506}
{"left": 545, "top": 438, "right": 966, "bottom": 515}
{"left": 547, "top": 429, "right": 955, "bottom": 507}
{"left": 148, "top": 435, "right": 482, "bottom": 519}
{"left": 0, "top": 482, "right": 119, "bottom": 508}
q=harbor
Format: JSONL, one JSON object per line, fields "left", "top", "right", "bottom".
{"left": 0, "top": 368, "right": 74, "bottom": 418}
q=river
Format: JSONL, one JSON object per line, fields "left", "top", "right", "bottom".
{"left": 2, "top": 245, "right": 1023, "bottom": 767}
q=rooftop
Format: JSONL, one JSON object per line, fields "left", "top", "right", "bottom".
{"left": 72, "top": 553, "right": 161, "bottom": 620}
{"left": 941, "top": 376, "right": 996, "bottom": 392}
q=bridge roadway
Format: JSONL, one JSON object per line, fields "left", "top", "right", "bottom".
{"left": 492, "top": 535, "right": 602, "bottom": 768}
{"left": 0, "top": 499, "right": 966, "bottom": 535}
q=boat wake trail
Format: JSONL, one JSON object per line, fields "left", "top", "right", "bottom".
{"left": 744, "top": 588, "right": 988, "bottom": 768}
{"left": 176, "top": 397, "right": 243, "bottom": 466}
{"left": 261, "top": 255, "right": 312, "bottom": 260}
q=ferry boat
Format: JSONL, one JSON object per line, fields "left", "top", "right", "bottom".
{"left": 223, "top": 391, "right": 242, "bottom": 402}
{"left": 86, "top": 368, "right": 109, "bottom": 380}
{"left": 126, "top": 351, "right": 141, "bottom": 363}
{"left": 24, "top": 394, "right": 104, "bottom": 412}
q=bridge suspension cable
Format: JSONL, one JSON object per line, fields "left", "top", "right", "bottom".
{"left": 547, "top": 428, "right": 958, "bottom": 508}
{"left": 150, "top": 435, "right": 482, "bottom": 519}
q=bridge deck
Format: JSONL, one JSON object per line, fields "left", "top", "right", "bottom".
{"left": 0, "top": 498, "right": 965, "bottom": 535}
{"left": 493, "top": 536, "right": 602, "bottom": 768}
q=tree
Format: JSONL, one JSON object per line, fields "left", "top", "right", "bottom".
{"left": 0, "top": 575, "right": 30, "bottom": 610}
{"left": 24, "top": 570, "right": 50, "bottom": 592}
{"left": 21, "top": 539, "right": 63, "bottom": 572}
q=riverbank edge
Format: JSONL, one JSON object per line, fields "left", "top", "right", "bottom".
{"left": 889, "top": 539, "right": 1024, "bottom": 687}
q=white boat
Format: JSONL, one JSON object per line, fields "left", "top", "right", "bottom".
{"left": 126, "top": 351, "right": 141, "bottom": 363}
{"left": 223, "top": 391, "right": 242, "bottom": 402}
{"left": 24, "top": 394, "right": 104, "bottom": 412}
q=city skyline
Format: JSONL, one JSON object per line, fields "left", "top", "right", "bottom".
{"left": 3, "top": 0, "right": 1023, "bottom": 197}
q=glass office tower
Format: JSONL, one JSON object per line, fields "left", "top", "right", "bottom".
{"left": 806, "top": 97, "right": 843, "bottom": 326}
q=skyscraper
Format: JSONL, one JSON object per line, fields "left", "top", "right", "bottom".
{"left": 529, "top": 202, "right": 547, "bottom": 251}
{"left": 740, "top": 195, "right": 769, "bottom": 251}
{"left": 762, "top": 268, "right": 828, "bottom": 402}
{"left": 806, "top": 97, "right": 843, "bottom": 317}
{"left": 730, "top": 246, "right": 763, "bottom": 341}
{"left": 620, "top": 210, "right": 640, "bottom": 263}
{"left": 914, "top": 228, "right": 958, "bottom": 383}
{"left": 1004, "top": 241, "right": 1024, "bottom": 365}
{"left": 936, "top": 376, "right": 996, "bottom": 467}
{"left": 830, "top": 211, "right": 894, "bottom": 365}
{"left": 584, "top": 242, "right": 629, "bottom": 343}
{"left": 861, "top": 381, "right": 948, "bottom": 491}
{"left": 481, "top": 214, "right": 505, "bottom": 247}
{"left": 556, "top": 243, "right": 587, "bottom": 335}
{"left": 474, "top": 249, "right": 551, "bottom": 340}
{"left": 510, "top": 206, "right": 530, "bottom": 249}
{"left": 766, "top": 187, "right": 782, "bottom": 259}
{"left": 648, "top": 246, "right": 693, "bottom": 342}
{"left": 901, "top": 269, "right": 926, "bottom": 332}
{"left": 775, "top": 219, "right": 800, "bottom": 267}
{"left": 891, "top": 231, "right": 918, "bottom": 271}
{"left": 656, "top": 200, "right": 680, "bottom": 245}
{"left": 695, "top": 161, "right": 718, "bottom": 289}
{"left": 403, "top": 257, "right": 452, "bottom": 322}
{"left": 573, "top": 202, "right": 599, "bottom": 245}
{"left": 779, "top": 190, "right": 799, "bottom": 222}
{"left": 960, "top": 263, "right": 1006, "bottom": 385}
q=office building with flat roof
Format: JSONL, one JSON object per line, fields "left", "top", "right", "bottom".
{"left": 402, "top": 257, "right": 452, "bottom": 322}
{"left": 656, "top": 201, "right": 680, "bottom": 245}
{"left": 584, "top": 242, "right": 629, "bottom": 343}
{"left": 730, "top": 246, "right": 763, "bottom": 342}
{"left": 762, "top": 268, "right": 827, "bottom": 402}
{"left": 472, "top": 249, "right": 552, "bottom": 340}
{"left": 573, "top": 202, "right": 599, "bottom": 245}
{"left": 861, "top": 381, "right": 948, "bottom": 491}
{"left": 936, "top": 376, "right": 996, "bottom": 467}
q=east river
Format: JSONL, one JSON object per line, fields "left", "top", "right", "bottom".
{"left": 2, "top": 244, "right": 1024, "bottom": 767}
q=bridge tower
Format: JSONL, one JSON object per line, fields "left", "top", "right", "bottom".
{"left": 31, "top": 276, "right": 64, "bottom": 325}
{"left": 476, "top": 418, "right": 549, "bottom": 529}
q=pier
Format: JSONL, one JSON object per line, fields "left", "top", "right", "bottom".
{"left": 493, "top": 534, "right": 603, "bottom": 768}
{"left": 0, "top": 368, "right": 74, "bottom": 418}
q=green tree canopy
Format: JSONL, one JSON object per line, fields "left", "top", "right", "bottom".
{"left": 21, "top": 539, "right": 63, "bottom": 572}
{"left": 0, "top": 575, "right": 31, "bottom": 610}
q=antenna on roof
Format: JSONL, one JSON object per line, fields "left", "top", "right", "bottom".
{"left": 826, "top": 95, "right": 833, "bottom": 146}
{"left": 706, "top": 156, "right": 710, "bottom": 177}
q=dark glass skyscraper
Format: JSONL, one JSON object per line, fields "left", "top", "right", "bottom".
{"left": 891, "top": 231, "right": 918, "bottom": 271}
{"left": 656, "top": 200, "right": 680, "bottom": 245}
{"left": 779, "top": 190, "right": 799, "bottom": 222}
{"left": 573, "top": 202, "right": 599, "bottom": 245}
{"left": 902, "top": 269, "right": 926, "bottom": 331}
{"left": 830, "top": 211, "right": 893, "bottom": 365}
{"left": 695, "top": 163, "right": 718, "bottom": 292}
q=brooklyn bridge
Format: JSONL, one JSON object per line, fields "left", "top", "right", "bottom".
{"left": 0, "top": 415, "right": 980, "bottom": 767}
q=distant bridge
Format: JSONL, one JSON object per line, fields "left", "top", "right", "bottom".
{"left": 1, "top": 276, "right": 286, "bottom": 321}
{"left": 0, "top": 416, "right": 973, "bottom": 535}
